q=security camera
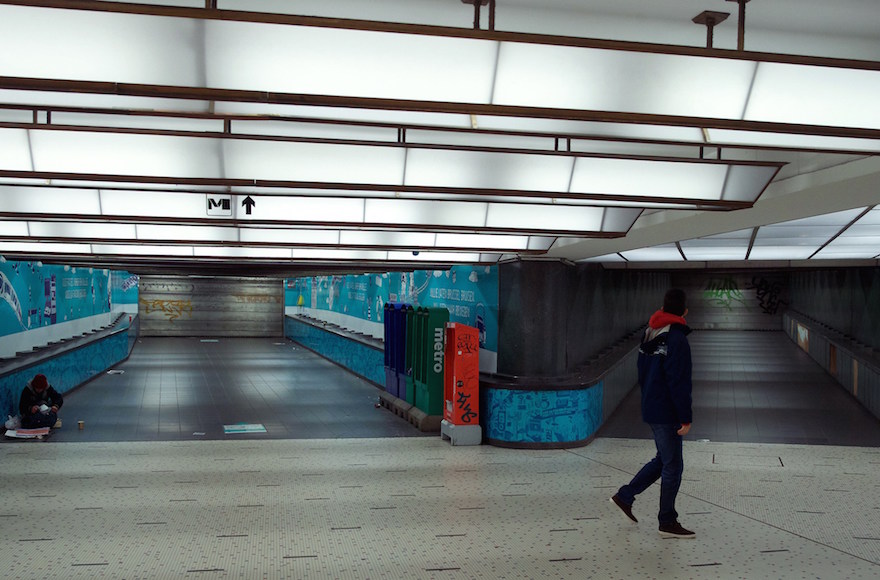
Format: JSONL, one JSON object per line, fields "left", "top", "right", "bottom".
{"left": 412, "top": 251, "right": 420, "bottom": 256}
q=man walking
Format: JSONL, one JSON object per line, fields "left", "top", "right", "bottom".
{"left": 610, "top": 288, "right": 695, "bottom": 538}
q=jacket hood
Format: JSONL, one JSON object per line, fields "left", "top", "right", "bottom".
{"left": 648, "top": 310, "right": 687, "bottom": 329}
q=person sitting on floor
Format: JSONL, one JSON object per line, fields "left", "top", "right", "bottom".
{"left": 19, "top": 373, "right": 63, "bottom": 429}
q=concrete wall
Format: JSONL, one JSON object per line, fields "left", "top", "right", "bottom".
{"left": 497, "top": 261, "right": 669, "bottom": 376}
{"left": 789, "top": 268, "right": 880, "bottom": 350}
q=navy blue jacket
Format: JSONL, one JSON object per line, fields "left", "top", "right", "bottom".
{"left": 637, "top": 319, "right": 693, "bottom": 425}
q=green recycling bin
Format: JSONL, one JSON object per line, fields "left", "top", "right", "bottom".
{"left": 413, "top": 306, "right": 449, "bottom": 416}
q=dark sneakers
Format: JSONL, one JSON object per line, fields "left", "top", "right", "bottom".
{"left": 609, "top": 495, "right": 638, "bottom": 524}
{"left": 658, "top": 521, "right": 695, "bottom": 538}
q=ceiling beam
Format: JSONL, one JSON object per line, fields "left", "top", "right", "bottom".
{"left": 3, "top": 0, "right": 879, "bottom": 72}
{"left": 4, "top": 76, "right": 879, "bottom": 142}
{"left": 0, "top": 170, "right": 753, "bottom": 209}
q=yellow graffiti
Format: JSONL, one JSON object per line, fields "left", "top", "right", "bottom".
{"left": 139, "top": 298, "right": 193, "bottom": 321}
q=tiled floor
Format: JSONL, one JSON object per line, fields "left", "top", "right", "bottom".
{"left": 3, "top": 331, "right": 880, "bottom": 578}
{"left": 1, "top": 437, "right": 878, "bottom": 579}
{"left": 48, "top": 337, "right": 430, "bottom": 443}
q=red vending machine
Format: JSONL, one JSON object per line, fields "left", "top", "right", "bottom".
{"left": 440, "top": 322, "right": 482, "bottom": 445}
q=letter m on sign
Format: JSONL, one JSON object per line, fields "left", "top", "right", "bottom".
{"left": 206, "top": 194, "right": 232, "bottom": 216}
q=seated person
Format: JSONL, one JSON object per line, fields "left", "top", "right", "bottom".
{"left": 19, "top": 373, "right": 63, "bottom": 429}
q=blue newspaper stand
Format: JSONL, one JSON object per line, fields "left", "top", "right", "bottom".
{"left": 383, "top": 302, "right": 412, "bottom": 398}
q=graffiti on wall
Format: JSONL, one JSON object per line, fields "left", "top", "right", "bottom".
{"left": 746, "top": 276, "right": 788, "bottom": 315}
{"left": 703, "top": 277, "right": 746, "bottom": 310}
{"left": 139, "top": 298, "right": 193, "bottom": 321}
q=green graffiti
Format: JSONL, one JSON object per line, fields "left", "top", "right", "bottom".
{"left": 703, "top": 277, "right": 745, "bottom": 310}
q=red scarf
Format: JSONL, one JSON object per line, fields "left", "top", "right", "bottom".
{"left": 648, "top": 310, "right": 687, "bottom": 329}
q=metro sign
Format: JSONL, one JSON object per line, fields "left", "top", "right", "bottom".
{"left": 206, "top": 194, "right": 232, "bottom": 216}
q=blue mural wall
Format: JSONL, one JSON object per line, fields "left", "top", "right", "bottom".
{"left": 284, "top": 317, "right": 384, "bottom": 386}
{"left": 285, "top": 264, "right": 499, "bottom": 352}
{"left": 482, "top": 384, "right": 604, "bottom": 446}
{"left": 0, "top": 256, "right": 138, "bottom": 338}
{"left": 110, "top": 270, "right": 140, "bottom": 309}
{"left": 0, "top": 329, "right": 132, "bottom": 419}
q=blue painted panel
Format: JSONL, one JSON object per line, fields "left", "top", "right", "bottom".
{"left": 483, "top": 383, "right": 604, "bottom": 444}
{"left": 285, "top": 317, "right": 384, "bottom": 386}
{"left": 0, "top": 331, "right": 129, "bottom": 418}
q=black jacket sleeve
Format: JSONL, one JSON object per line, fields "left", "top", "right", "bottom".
{"left": 663, "top": 329, "right": 693, "bottom": 424}
{"left": 46, "top": 386, "right": 64, "bottom": 410}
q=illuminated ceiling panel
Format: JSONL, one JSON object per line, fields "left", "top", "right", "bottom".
{"left": 493, "top": 42, "right": 755, "bottom": 118}
{"left": 619, "top": 245, "right": 683, "bottom": 262}
{"left": 0, "top": 1, "right": 877, "bottom": 271}
{"left": 0, "top": 3, "right": 876, "bottom": 151}
{"left": 679, "top": 229, "right": 752, "bottom": 261}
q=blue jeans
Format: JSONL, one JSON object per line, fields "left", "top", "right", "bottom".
{"left": 616, "top": 423, "right": 683, "bottom": 524}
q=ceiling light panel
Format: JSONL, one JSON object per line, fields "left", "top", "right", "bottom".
{"left": 706, "top": 128, "right": 880, "bottom": 153}
{"left": 28, "top": 222, "right": 137, "bottom": 239}
{"left": 404, "top": 130, "right": 554, "bottom": 151}
{"left": 92, "top": 244, "right": 195, "bottom": 256}
{"left": 528, "top": 237, "right": 557, "bottom": 251}
{"left": 748, "top": 246, "right": 819, "bottom": 260}
{"left": 619, "top": 245, "right": 684, "bottom": 261}
{"left": 204, "top": 21, "right": 497, "bottom": 102}
{"left": 754, "top": 225, "right": 840, "bottom": 245}
{"left": 240, "top": 229, "right": 340, "bottom": 244}
{"left": 231, "top": 120, "right": 398, "bottom": 142}
{"left": 493, "top": 42, "right": 755, "bottom": 118}
{"left": 0, "top": 221, "right": 28, "bottom": 236}
{"left": 477, "top": 116, "right": 704, "bottom": 143}
{"left": 222, "top": 140, "right": 405, "bottom": 184}
{"left": 569, "top": 140, "right": 698, "bottom": 159}
{"left": 774, "top": 207, "right": 868, "bottom": 227}
{"left": 602, "top": 208, "right": 643, "bottom": 231}
{"left": 193, "top": 246, "right": 292, "bottom": 258}
{"left": 0, "top": 6, "right": 202, "bottom": 85}
{"left": 570, "top": 158, "right": 729, "bottom": 200}
{"left": 386, "top": 251, "right": 482, "bottom": 262}
{"left": 434, "top": 233, "right": 531, "bottom": 250}
{"left": 485, "top": 204, "right": 604, "bottom": 231}
{"left": 0, "top": 241, "right": 90, "bottom": 254}
{"left": 0, "top": 129, "right": 33, "bottom": 171}
{"left": 51, "top": 112, "right": 223, "bottom": 133}
{"left": 746, "top": 62, "right": 880, "bottom": 130}
{"left": 0, "top": 109, "right": 33, "bottom": 124}
{"left": 404, "top": 149, "right": 572, "bottom": 192}
{"left": 290, "top": 249, "right": 389, "bottom": 260}
{"left": 680, "top": 247, "right": 748, "bottom": 261}
{"left": 0, "top": 186, "right": 101, "bottom": 214}
{"left": 854, "top": 208, "right": 880, "bottom": 225}
{"left": 238, "top": 196, "right": 365, "bottom": 222}
{"left": 137, "top": 224, "right": 239, "bottom": 241}
{"left": 721, "top": 165, "right": 780, "bottom": 202}
{"left": 29, "top": 131, "right": 223, "bottom": 178}
{"left": 365, "top": 199, "right": 487, "bottom": 228}
{"left": 812, "top": 246, "right": 880, "bottom": 259}
{"left": 99, "top": 190, "right": 209, "bottom": 218}
{"left": 339, "top": 231, "right": 436, "bottom": 247}
{"left": 679, "top": 237, "right": 749, "bottom": 261}
{"left": 579, "top": 253, "right": 626, "bottom": 263}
